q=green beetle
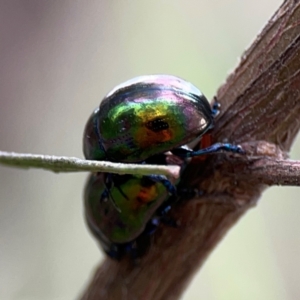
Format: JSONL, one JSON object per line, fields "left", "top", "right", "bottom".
{"left": 83, "top": 75, "right": 214, "bottom": 162}
{"left": 84, "top": 172, "right": 173, "bottom": 259}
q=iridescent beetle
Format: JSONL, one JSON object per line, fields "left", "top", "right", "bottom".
{"left": 83, "top": 75, "right": 242, "bottom": 163}
{"left": 84, "top": 140, "right": 218, "bottom": 260}
{"left": 84, "top": 172, "right": 177, "bottom": 259}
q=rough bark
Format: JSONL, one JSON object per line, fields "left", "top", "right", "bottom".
{"left": 80, "top": 1, "right": 300, "bottom": 299}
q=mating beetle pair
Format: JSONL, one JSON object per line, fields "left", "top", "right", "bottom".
{"left": 83, "top": 75, "right": 243, "bottom": 259}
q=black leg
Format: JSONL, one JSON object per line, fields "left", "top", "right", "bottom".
{"left": 147, "top": 174, "right": 177, "bottom": 196}
{"left": 211, "top": 97, "right": 221, "bottom": 117}
{"left": 100, "top": 174, "right": 122, "bottom": 212}
{"left": 171, "top": 142, "right": 244, "bottom": 158}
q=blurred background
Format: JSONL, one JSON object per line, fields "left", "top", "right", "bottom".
{"left": 0, "top": 0, "right": 297, "bottom": 299}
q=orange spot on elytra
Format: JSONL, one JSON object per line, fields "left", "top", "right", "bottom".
{"left": 131, "top": 185, "right": 158, "bottom": 210}
{"left": 138, "top": 128, "right": 173, "bottom": 148}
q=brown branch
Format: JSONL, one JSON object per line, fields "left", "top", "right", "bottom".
{"left": 80, "top": 1, "right": 300, "bottom": 299}
{"left": 244, "top": 158, "right": 300, "bottom": 185}
{"left": 218, "top": 141, "right": 300, "bottom": 186}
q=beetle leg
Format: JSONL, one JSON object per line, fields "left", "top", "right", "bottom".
{"left": 106, "top": 242, "right": 139, "bottom": 261}
{"left": 100, "top": 174, "right": 122, "bottom": 212}
{"left": 99, "top": 188, "right": 109, "bottom": 202}
{"left": 147, "top": 174, "right": 177, "bottom": 196}
{"left": 100, "top": 187, "right": 122, "bottom": 213}
{"left": 145, "top": 214, "right": 178, "bottom": 236}
{"left": 171, "top": 142, "right": 244, "bottom": 158}
{"left": 143, "top": 218, "right": 160, "bottom": 236}
{"left": 211, "top": 96, "right": 221, "bottom": 117}
{"left": 107, "top": 173, "right": 130, "bottom": 201}
{"left": 150, "top": 211, "right": 178, "bottom": 229}
{"left": 105, "top": 244, "right": 124, "bottom": 260}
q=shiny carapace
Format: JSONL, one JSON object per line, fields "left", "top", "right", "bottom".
{"left": 83, "top": 75, "right": 213, "bottom": 162}
{"left": 84, "top": 172, "right": 171, "bottom": 258}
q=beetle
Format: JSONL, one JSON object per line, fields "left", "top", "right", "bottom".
{"left": 84, "top": 142, "right": 223, "bottom": 260}
{"left": 84, "top": 171, "right": 176, "bottom": 259}
{"left": 84, "top": 132, "right": 243, "bottom": 259}
{"left": 83, "top": 75, "right": 216, "bottom": 162}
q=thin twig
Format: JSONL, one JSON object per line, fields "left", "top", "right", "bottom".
{"left": 0, "top": 151, "right": 180, "bottom": 178}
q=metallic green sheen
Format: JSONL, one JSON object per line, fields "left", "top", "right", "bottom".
{"left": 83, "top": 108, "right": 105, "bottom": 160}
{"left": 83, "top": 75, "right": 213, "bottom": 162}
{"left": 84, "top": 172, "right": 168, "bottom": 247}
